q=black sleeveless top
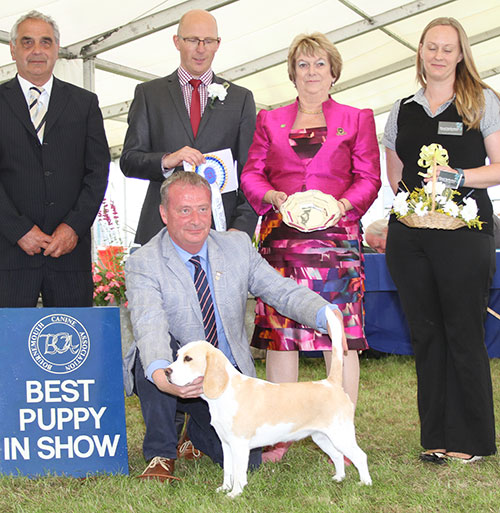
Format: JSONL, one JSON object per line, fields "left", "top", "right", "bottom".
{"left": 392, "top": 96, "right": 493, "bottom": 236}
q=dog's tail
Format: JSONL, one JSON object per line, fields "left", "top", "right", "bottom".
{"left": 325, "top": 307, "right": 345, "bottom": 387}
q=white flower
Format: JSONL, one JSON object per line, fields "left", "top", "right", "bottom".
{"left": 435, "top": 194, "right": 447, "bottom": 206}
{"left": 424, "top": 181, "right": 446, "bottom": 196}
{"left": 461, "top": 197, "right": 478, "bottom": 222}
{"left": 414, "top": 201, "right": 428, "bottom": 217}
{"left": 393, "top": 192, "right": 409, "bottom": 215}
{"left": 207, "top": 82, "right": 229, "bottom": 102}
{"left": 443, "top": 200, "right": 459, "bottom": 217}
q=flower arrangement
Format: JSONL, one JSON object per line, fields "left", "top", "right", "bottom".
{"left": 92, "top": 249, "right": 127, "bottom": 306}
{"left": 207, "top": 81, "right": 229, "bottom": 107}
{"left": 392, "top": 143, "right": 482, "bottom": 230}
{"left": 93, "top": 198, "right": 127, "bottom": 306}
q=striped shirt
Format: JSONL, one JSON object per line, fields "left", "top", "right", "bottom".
{"left": 177, "top": 66, "right": 213, "bottom": 116}
{"left": 382, "top": 87, "right": 500, "bottom": 151}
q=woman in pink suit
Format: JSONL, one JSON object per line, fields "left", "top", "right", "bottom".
{"left": 241, "top": 33, "right": 381, "bottom": 462}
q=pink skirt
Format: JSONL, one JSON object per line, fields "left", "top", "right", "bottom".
{"left": 251, "top": 212, "right": 368, "bottom": 352}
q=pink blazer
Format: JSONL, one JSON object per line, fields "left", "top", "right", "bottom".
{"left": 241, "top": 98, "right": 381, "bottom": 225}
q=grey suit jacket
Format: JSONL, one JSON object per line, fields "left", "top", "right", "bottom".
{"left": 120, "top": 70, "right": 258, "bottom": 244}
{"left": 124, "top": 229, "right": 328, "bottom": 391}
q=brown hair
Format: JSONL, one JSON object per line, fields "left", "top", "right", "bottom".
{"left": 416, "top": 17, "right": 500, "bottom": 130}
{"left": 160, "top": 171, "right": 211, "bottom": 207}
{"left": 287, "top": 32, "right": 342, "bottom": 84}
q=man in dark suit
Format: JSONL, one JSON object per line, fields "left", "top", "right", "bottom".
{"left": 0, "top": 11, "right": 110, "bottom": 307}
{"left": 120, "top": 9, "right": 258, "bottom": 244}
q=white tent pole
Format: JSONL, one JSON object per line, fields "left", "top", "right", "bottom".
{"left": 83, "top": 57, "right": 96, "bottom": 92}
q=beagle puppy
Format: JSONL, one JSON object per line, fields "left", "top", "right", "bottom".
{"left": 166, "top": 308, "right": 371, "bottom": 497}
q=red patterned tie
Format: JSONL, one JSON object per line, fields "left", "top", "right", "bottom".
{"left": 189, "top": 256, "right": 218, "bottom": 347}
{"left": 189, "top": 79, "right": 202, "bottom": 137}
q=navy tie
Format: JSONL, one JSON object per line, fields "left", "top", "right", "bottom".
{"left": 189, "top": 256, "right": 218, "bottom": 347}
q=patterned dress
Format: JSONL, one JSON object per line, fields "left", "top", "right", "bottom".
{"left": 251, "top": 126, "right": 368, "bottom": 352}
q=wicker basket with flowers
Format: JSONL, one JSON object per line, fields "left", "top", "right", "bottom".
{"left": 391, "top": 143, "right": 482, "bottom": 230}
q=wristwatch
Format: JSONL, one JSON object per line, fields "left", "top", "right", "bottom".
{"left": 455, "top": 168, "right": 465, "bottom": 188}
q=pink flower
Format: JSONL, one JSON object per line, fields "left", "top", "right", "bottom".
{"left": 106, "top": 271, "right": 116, "bottom": 280}
{"left": 93, "top": 274, "right": 103, "bottom": 283}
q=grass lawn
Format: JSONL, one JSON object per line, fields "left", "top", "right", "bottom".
{"left": 1, "top": 355, "right": 499, "bottom": 513}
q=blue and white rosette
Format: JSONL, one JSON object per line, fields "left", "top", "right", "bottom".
{"left": 192, "top": 155, "right": 228, "bottom": 231}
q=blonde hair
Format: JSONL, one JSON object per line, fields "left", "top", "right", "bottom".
{"left": 416, "top": 17, "right": 500, "bottom": 130}
{"left": 287, "top": 32, "right": 342, "bottom": 84}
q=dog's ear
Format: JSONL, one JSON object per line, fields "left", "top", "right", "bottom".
{"left": 203, "top": 350, "right": 229, "bottom": 399}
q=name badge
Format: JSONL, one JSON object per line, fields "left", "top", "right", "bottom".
{"left": 437, "top": 121, "right": 463, "bottom": 136}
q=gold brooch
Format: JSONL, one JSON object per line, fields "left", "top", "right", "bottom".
{"left": 336, "top": 127, "right": 346, "bottom": 136}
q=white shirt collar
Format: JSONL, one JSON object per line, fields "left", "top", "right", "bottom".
{"left": 17, "top": 74, "right": 54, "bottom": 106}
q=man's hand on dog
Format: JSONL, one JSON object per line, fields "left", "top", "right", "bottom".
{"left": 152, "top": 369, "right": 204, "bottom": 398}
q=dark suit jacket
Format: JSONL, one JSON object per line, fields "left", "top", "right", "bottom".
{"left": 120, "top": 70, "right": 258, "bottom": 244}
{"left": 0, "top": 76, "right": 110, "bottom": 271}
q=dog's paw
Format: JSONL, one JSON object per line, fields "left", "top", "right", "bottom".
{"left": 359, "top": 477, "right": 372, "bottom": 486}
{"left": 216, "top": 484, "right": 231, "bottom": 493}
{"left": 227, "top": 489, "right": 243, "bottom": 499}
{"left": 332, "top": 473, "right": 345, "bottom": 482}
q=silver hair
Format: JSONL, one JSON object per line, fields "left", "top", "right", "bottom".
{"left": 10, "top": 10, "right": 60, "bottom": 46}
{"left": 365, "top": 219, "right": 388, "bottom": 237}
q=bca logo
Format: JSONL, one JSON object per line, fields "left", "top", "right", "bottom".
{"left": 28, "top": 315, "right": 90, "bottom": 374}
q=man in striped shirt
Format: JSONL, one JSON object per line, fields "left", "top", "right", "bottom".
{"left": 120, "top": 9, "right": 258, "bottom": 246}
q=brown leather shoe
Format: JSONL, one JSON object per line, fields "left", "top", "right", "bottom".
{"left": 137, "top": 457, "right": 180, "bottom": 483}
{"left": 177, "top": 438, "right": 204, "bottom": 460}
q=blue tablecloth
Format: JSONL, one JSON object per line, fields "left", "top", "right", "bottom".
{"left": 364, "top": 252, "right": 500, "bottom": 358}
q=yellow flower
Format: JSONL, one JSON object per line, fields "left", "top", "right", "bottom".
{"left": 417, "top": 143, "right": 449, "bottom": 170}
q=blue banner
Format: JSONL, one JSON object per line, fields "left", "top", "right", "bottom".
{"left": 0, "top": 307, "right": 128, "bottom": 477}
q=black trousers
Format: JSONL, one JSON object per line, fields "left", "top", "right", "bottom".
{"left": 133, "top": 350, "right": 262, "bottom": 467}
{"left": 386, "top": 222, "right": 496, "bottom": 455}
{"left": 0, "top": 267, "right": 93, "bottom": 307}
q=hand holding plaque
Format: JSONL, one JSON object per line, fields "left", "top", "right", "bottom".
{"left": 279, "top": 190, "right": 342, "bottom": 232}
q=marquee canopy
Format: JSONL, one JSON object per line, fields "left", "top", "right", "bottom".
{"left": 1, "top": 0, "right": 500, "bottom": 157}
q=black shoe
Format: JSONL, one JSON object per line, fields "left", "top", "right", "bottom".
{"left": 419, "top": 451, "right": 448, "bottom": 465}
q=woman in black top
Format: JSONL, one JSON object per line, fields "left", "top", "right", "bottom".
{"left": 382, "top": 17, "right": 500, "bottom": 463}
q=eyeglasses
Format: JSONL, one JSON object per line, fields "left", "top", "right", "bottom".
{"left": 178, "top": 36, "right": 220, "bottom": 47}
